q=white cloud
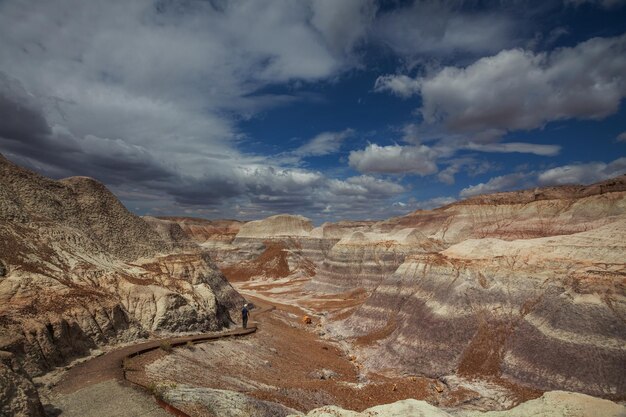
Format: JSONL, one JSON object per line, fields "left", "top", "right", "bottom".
{"left": 460, "top": 172, "right": 530, "bottom": 197}
{"left": 374, "top": 74, "right": 421, "bottom": 98}
{"left": 437, "top": 164, "right": 461, "bottom": 185}
{"left": 376, "top": 34, "right": 626, "bottom": 134}
{"left": 616, "top": 132, "right": 626, "bottom": 142}
{"left": 310, "top": 0, "right": 377, "bottom": 56}
{"left": 348, "top": 144, "right": 438, "bottom": 175}
{"left": 537, "top": 157, "right": 626, "bottom": 185}
{"left": 347, "top": 136, "right": 558, "bottom": 177}
{"left": 294, "top": 129, "right": 354, "bottom": 157}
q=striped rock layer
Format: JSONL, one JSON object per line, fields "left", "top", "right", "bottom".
{"left": 195, "top": 175, "right": 626, "bottom": 399}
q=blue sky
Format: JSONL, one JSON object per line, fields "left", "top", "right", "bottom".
{"left": 0, "top": 0, "right": 625, "bottom": 223}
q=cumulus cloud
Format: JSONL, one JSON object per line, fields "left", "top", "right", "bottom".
{"left": 537, "top": 157, "right": 626, "bottom": 185}
{"left": 376, "top": 34, "right": 626, "bottom": 134}
{"left": 348, "top": 138, "right": 557, "bottom": 177}
{"left": 348, "top": 144, "right": 438, "bottom": 175}
{"left": 294, "top": 129, "right": 354, "bottom": 157}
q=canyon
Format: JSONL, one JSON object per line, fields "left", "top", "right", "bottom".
{"left": 1, "top": 153, "right": 625, "bottom": 416}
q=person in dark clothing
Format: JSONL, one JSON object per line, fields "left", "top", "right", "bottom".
{"left": 242, "top": 304, "right": 249, "bottom": 329}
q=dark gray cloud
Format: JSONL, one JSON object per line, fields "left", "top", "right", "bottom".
{"left": 0, "top": 0, "right": 411, "bottom": 221}
{"left": 0, "top": 72, "right": 54, "bottom": 146}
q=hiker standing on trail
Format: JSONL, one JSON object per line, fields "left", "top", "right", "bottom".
{"left": 242, "top": 303, "right": 249, "bottom": 329}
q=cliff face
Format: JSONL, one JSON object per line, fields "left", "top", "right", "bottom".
{"left": 0, "top": 155, "right": 243, "bottom": 381}
{"left": 196, "top": 176, "right": 626, "bottom": 399}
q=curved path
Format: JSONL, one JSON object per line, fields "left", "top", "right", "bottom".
{"left": 53, "top": 326, "right": 256, "bottom": 395}
{"left": 49, "top": 304, "right": 274, "bottom": 416}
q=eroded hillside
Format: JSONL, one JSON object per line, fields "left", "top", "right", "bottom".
{"left": 0, "top": 154, "right": 243, "bottom": 416}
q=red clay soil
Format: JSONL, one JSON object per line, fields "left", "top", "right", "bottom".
{"left": 222, "top": 241, "right": 291, "bottom": 282}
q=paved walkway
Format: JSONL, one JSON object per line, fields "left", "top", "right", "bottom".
{"left": 45, "top": 300, "right": 278, "bottom": 417}
{"left": 49, "top": 380, "right": 172, "bottom": 417}
{"left": 47, "top": 325, "right": 257, "bottom": 416}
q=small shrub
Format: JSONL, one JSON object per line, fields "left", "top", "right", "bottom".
{"left": 147, "top": 382, "right": 166, "bottom": 400}
{"left": 159, "top": 341, "right": 173, "bottom": 353}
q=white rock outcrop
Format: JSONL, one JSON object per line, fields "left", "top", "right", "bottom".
{"left": 291, "top": 391, "right": 626, "bottom": 417}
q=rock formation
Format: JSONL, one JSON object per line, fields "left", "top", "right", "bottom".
{"left": 197, "top": 175, "right": 626, "bottom": 400}
{"left": 0, "top": 153, "right": 243, "bottom": 384}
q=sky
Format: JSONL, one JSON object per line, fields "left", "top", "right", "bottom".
{"left": 1, "top": 0, "right": 625, "bottom": 224}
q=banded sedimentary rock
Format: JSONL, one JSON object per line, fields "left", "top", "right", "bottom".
{"left": 311, "top": 229, "right": 443, "bottom": 292}
{"left": 333, "top": 221, "right": 626, "bottom": 397}
{"left": 382, "top": 176, "right": 626, "bottom": 243}
{"left": 172, "top": 175, "right": 626, "bottom": 400}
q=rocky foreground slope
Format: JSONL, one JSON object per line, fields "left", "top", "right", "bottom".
{"left": 0, "top": 154, "right": 243, "bottom": 416}
{"left": 290, "top": 391, "right": 625, "bottom": 417}
{"left": 187, "top": 175, "right": 626, "bottom": 402}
